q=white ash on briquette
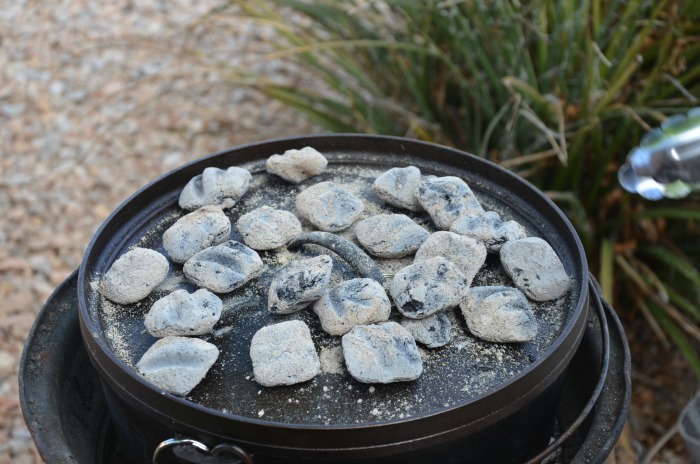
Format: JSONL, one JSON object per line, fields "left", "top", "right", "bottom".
{"left": 371, "top": 165, "right": 424, "bottom": 212}
{"left": 178, "top": 166, "right": 252, "bottom": 211}
{"left": 183, "top": 240, "right": 264, "bottom": 293}
{"left": 450, "top": 210, "right": 527, "bottom": 253}
{"left": 414, "top": 231, "right": 487, "bottom": 284}
{"left": 342, "top": 322, "right": 423, "bottom": 384}
{"left": 390, "top": 256, "right": 470, "bottom": 319}
{"left": 136, "top": 336, "right": 219, "bottom": 396}
{"left": 99, "top": 247, "right": 169, "bottom": 305}
{"left": 162, "top": 205, "right": 231, "bottom": 263}
{"left": 250, "top": 320, "right": 321, "bottom": 387}
{"left": 265, "top": 146, "right": 328, "bottom": 184}
{"left": 313, "top": 278, "right": 391, "bottom": 336}
{"left": 355, "top": 213, "right": 429, "bottom": 258}
{"left": 144, "top": 288, "right": 222, "bottom": 337}
{"left": 236, "top": 205, "right": 302, "bottom": 251}
{"left": 499, "top": 237, "right": 571, "bottom": 302}
{"left": 415, "top": 176, "right": 485, "bottom": 229}
{"left": 399, "top": 312, "right": 452, "bottom": 348}
{"left": 268, "top": 255, "right": 333, "bottom": 314}
{"left": 295, "top": 181, "right": 364, "bottom": 232}
{"left": 460, "top": 287, "right": 538, "bottom": 343}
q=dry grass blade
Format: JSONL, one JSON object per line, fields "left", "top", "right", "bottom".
{"left": 642, "top": 245, "right": 700, "bottom": 290}
{"left": 499, "top": 149, "right": 558, "bottom": 168}
{"left": 600, "top": 239, "right": 614, "bottom": 302}
{"left": 639, "top": 423, "right": 680, "bottom": 464}
{"left": 617, "top": 255, "right": 700, "bottom": 343}
{"left": 636, "top": 297, "right": 672, "bottom": 350}
{"left": 518, "top": 107, "right": 568, "bottom": 166}
{"left": 630, "top": 256, "right": 669, "bottom": 303}
{"left": 263, "top": 39, "right": 438, "bottom": 62}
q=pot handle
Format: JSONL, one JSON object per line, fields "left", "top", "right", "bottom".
{"left": 153, "top": 437, "right": 254, "bottom": 464}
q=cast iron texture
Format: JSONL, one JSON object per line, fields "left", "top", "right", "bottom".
{"left": 77, "top": 135, "right": 590, "bottom": 463}
{"left": 19, "top": 271, "right": 117, "bottom": 464}
{"left": 559, "top": 278, "right": 632, "bottom": 463}
{"left": 20, "top": 272, "right": 629, "bottom": 463}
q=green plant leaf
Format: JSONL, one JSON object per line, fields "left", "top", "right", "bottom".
{"left": 207, "top": 0, "right": 700, "bottom": 378}
{"left": 634, "top": 206, "right": 700, "bottom": 221}
{"left": 600, "top": 239, "right": 614, "bottom": 302}
{"left": 647, "top": 301, "right": 700, "bottom": 378}
{"left": 640, "top": 245, "right": 700, "bottom": 289}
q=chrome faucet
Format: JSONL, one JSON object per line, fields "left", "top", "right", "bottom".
{"left": 618, "top": 108, "right": 700, "bottom": 200}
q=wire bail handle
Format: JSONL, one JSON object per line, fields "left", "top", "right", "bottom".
{"left": 153, "top": 437, "right": 254, "bottom": 464}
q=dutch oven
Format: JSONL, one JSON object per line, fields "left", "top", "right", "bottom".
{"left": 22, "top": 135, "right": 630, "bottom": 463}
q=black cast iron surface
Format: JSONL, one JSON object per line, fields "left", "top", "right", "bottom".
{"left": 78, "top": 135, "right": 587, "bottom": 426}
{"left": 20, "top": 271, "right": 114, "bottom": 464}
{"left": 20, "top": 271, "right": 630, "bottom": 464}
{"left": 70, "top": 136, "right": 596, "bottom": 464}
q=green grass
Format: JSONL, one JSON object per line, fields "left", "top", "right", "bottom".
{"left": 193, "top": 0, "right": 700, "bottom": 376}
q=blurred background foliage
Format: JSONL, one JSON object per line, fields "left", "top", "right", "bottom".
{"left": 190, "top": 0, "right": 700, "bottom": 376}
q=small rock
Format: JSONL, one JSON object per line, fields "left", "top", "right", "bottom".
{"left": 28, "top": 254, "right": 52, "bottom": 276}
{"left": 313, "top": 278, "right": 391, "bottom": 336}
{"left": 415, "top": 176, "right": 484, "bottom": 229}
{"left": 0, "top": 102, "right": 26, "bottom": 117}
{"left": 372, "top": 166, "right": 423, "bottom": 211}
{"left": 144, "top": 289, "right": 222, "bottom": 337}
{"left": 355, "top": 214, "right": 429, "bottom": 258}
{"left": 500, "top": 237, "right": 570, "bottom": 301}
{"left": 100, "top": 248, "right": 169, "bottom": 304}
{"left": 136, "top": 336, "right": 219, "bottom": 396}
{"left": 0, "top": 351, "right": 15, "bottom": 380}
{"left": 178, "top": 166, "right": 252, "bottom": 211}
{"left": 236, "top": 206, "right": 302, "bottom": 250}
{"left": 266, "top": 146, "right": 328, "bottom": 183}
{"left": 450, "top": 211, "right": 527, "bottom": 252}
{"left": 5, "top": 314, "right": 36, "bottom": 342}
{"left": 390, "top": 257, "right": 470, "bottom": 319}
{"left": 399, "top": 312, "right": 452, "bottom": 348}
{"left": 183, "top": 240, "right": 264, "bottom": 293}
{"left": 460, "top": 286, "right": 538, "bottom": 343}
{"left": 250, "top": 320, "right": 321, "bottom": 387}
{"left": 295, "top": 181, "right": 364, "bottom": 232}
{"left": 414, "top": 231, "right": 486, "bottom": 284}
{"left": 268, "top": 255, "right": 332, "bottom": 314}
{"left": 342, "top": 322, "right": 423, "bottom": 383}
{"left": 163, "top": 205, "right": 231, "bottom": 263}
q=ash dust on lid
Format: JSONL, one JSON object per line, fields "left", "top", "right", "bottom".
{"left": 90, "top": 160, "right": 576, "bottom": 426}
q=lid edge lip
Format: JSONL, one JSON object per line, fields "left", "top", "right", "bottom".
{"left": 76, "top": 134, "right": 589, "bottom": 437}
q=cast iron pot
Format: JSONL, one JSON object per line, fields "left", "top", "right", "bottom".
{"left": 76, "top": 135, "right": 591, "bottom": 463}
{"left": 20, "top": 272, "right": 631, "bottom": 464}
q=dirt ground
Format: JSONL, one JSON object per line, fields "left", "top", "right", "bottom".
{"left": 0, "top": 1, "right": 697, "bottom": 463}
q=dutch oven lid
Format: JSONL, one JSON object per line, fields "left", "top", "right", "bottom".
{"left": 78, "top": 135, "right": 588, "bottom": 434}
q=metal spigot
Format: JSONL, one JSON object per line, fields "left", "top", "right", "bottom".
{"left": 618, "top": 108, "right": 700, "bottom": 200}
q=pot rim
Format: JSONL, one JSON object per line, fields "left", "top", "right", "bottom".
{"left": 77, "top": 134, "right": 589, "bottom": 440}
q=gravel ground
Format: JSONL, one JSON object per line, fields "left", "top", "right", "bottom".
{"left": 0, "top": 1, "right": 697, "bottom": 463}
{"left": 0, "top": 2, "right": 319, "bottom": 462}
